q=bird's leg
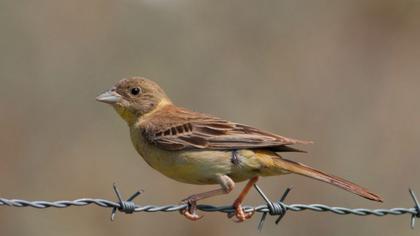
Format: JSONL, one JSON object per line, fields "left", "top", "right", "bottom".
{"left": 181, "top": 189, "right": 227, "bottom": 221}
{"left": 180, "top": 175, "right": 235, "bottom": 221}
{"left": 229, "top": 176, "right": 259, "bottom": 222}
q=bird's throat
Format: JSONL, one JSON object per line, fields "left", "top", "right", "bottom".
{"left": 113, "top": 105, "right": 138, "bottom": 125}
{"left": 113, "top": 99, "right": 172, "bottom": 126}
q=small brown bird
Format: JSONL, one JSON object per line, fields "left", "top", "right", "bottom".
{"left": 96, "top": 77, "right": 382, "bottom": 221}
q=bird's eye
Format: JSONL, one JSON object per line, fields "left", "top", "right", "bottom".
{"left": 130, "top": 87, "right": 141, "bottom": 95}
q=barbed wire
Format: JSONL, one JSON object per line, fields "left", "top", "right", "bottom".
{"left": 0, "top": 183, "right": 419, "bottom": 231}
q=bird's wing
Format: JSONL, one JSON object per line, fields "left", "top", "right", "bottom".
{"left": 141, "top": 105, "right": 312, "bottom": 151}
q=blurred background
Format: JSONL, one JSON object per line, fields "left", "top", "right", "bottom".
{"left": 0, "top": 0, "right": 419, "bottom": 235}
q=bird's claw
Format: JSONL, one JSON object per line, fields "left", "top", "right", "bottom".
{"left": 180, "top": 196, "right": 203, "bottom": 221}
{"left": 227, "top": 204, "right": 254, "bottom": 222}
{"left": 181, "top": 209, "right": 203, "bottom": 221}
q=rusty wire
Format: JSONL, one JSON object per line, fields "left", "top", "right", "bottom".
{"left": 0, "top": 183, "right": 419, "bottom": 231}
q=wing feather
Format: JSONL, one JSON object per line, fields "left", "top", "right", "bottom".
{"left": 141, "top": 105, "right": 312, "bottom": 151}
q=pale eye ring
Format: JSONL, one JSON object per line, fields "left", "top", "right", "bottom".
{"left": 130, "top": 87, "right": 141, "bottom": 95}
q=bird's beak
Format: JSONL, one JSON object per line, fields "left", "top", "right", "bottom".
{"left": 96, "top": 90, "right": 122, "bottom": 104}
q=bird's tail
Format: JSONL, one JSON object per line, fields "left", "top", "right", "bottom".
{"left": 273, "top": 157, "right": 383, "bottom": 202}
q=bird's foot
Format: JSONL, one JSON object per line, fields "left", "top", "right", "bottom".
{"left": 180, "top": 196, "right": 203, "bottom": 221}
{"left": 227, "top": 203, "right": 254, "bottom": 222}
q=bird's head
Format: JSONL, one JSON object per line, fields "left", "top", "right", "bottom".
{"left": 96, "top": 77, "right": 172, "bottom": 124}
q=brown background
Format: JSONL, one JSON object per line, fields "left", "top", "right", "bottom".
{"left": 0, "top": 1, "right": 419, "bottom": 235}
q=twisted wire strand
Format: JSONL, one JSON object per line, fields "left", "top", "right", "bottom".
{"left": 0, "top": 198, "right": 417, "bottom": 216}
{"left": 1, "top": 184, "right": 419, "bottom": 231}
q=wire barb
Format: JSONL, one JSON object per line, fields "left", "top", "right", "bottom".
{"left": 409, "top": 188, "right": 420, "bottom": 229}
{"left": 254, "top": 184, "right": 290, "bottom": 231}
{"left": 110, "top": 183, "right": 143, "bottom": 221}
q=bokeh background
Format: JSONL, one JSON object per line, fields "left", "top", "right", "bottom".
{"left": 1, "top": 0, "right": 419, "bottom": 235}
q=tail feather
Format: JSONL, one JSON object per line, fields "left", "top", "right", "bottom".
{"left": 274, "top": 158, "right": 383, "bottom": 202}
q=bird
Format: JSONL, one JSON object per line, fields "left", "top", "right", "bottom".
{"left": 96, "top": 77, "right": 383, "bottom": 222}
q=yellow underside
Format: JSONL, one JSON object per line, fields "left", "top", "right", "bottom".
{"left": 129, "top": 125, "right": 289, "bottom": 184}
